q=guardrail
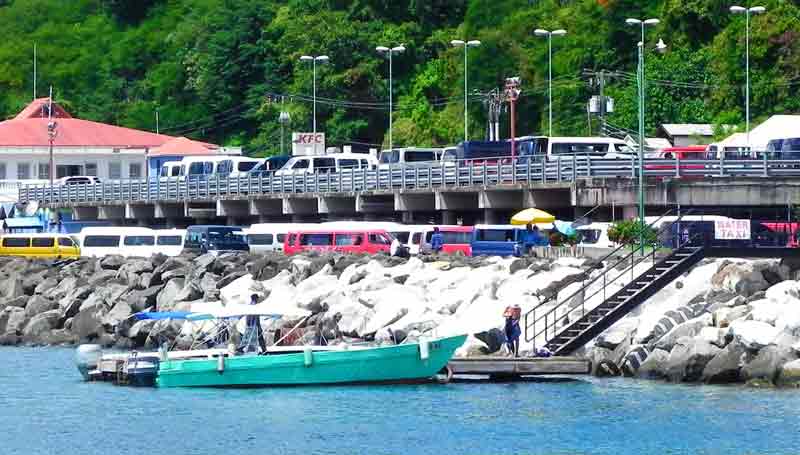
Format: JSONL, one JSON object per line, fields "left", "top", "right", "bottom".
{"left": 17, "top": 155, "right": 800, "bottom": 205}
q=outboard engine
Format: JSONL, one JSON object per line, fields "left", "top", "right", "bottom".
{"left": 75, "top": 344, "right": 103, "bottom": 381}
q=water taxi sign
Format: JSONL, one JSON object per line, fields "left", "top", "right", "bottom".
{"left": 292, "top": 132, "right": 325, "bottom": 156}
{"left": 714, "top": 219, "right": 751, "bottom": 240}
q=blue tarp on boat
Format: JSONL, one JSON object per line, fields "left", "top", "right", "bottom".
{"left": 134, "top": 311, "right": 195, "bottom": 321}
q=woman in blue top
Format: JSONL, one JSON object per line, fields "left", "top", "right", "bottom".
{"left": 504, "top": 304, "right": 522, "bottom": 357}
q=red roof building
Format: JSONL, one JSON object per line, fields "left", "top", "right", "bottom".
{"left": 0, "top": 98, "right": 237, "bottom": 183}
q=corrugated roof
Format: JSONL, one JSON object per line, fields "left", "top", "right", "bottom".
{"left": 148, "top": 136, "right": 220, "bottom": 157}
{"left": 660, "top": 124, "right": 715, "bottom": 137}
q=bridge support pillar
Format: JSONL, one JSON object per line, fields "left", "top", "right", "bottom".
{"left": 72, "top": 206, "right": 99, "bottom": 221}
{"left": 283, "top": 197, "right": 318, "bottom": 218}
{"left": 217, "top": 200, "right": 249, "bottom": 218}
{"left": 395, "top": 193, "right": 434, "bottom": 224}
{"left": 435, "top": 191, "right": 478, "bottom": 211}
{"left": 155, "top": 202, "right": 184, "bottom": 219}
{"left": 318, "top": 196, "right": 356, "bottom": 215}
{"left": 249, "top": 199, "right": 283, "bottom": 218}
{"left": 524, "top": 187, "right": 571, "bottom": 209}
{"left": 356, "top": 194, "right": 394, "bottom": 215}
{"left": 401, "top": 211, "right": 415, "bottom": 224}
{"left": 126, "top": 203, "right": 155, "bottom": 221}
{"left": 441, "top": 210, "right": 457, "bottom": 225}
{"left": 98, "top": 205, "right": 125, "bottom": 221}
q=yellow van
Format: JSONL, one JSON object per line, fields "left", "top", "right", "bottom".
{"left": 0, "top": 234, "right": 80, "bottom": 259}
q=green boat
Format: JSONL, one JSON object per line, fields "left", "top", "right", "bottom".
{"left": 156, "top": 335, "right": 467, "bottom": 388}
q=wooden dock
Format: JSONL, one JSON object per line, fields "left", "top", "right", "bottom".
{"left": 448, "top": 356, "right": 590, "bottom": 379}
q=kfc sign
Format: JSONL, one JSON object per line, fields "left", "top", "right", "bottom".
{"left": 292, "top": 132, "right": 326, "bottom": 155}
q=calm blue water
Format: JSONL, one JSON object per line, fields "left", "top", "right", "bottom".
{"left": 2, "top": 347, "right": 799, "bottom": 455}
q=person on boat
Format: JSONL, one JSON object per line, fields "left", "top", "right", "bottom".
{"left": 503, "top": 304, "right": 522, "bottom": 357}
{"left": 245, "top": 293, "right": 267, "bottom": 353}
{"left": 430, "top": 227, "right": 444, "bottom": 253}
{"left": 315, "top": 312, "right": 342, "bottom": 346}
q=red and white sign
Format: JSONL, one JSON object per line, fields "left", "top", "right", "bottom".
{"left": 292, "top": 132, "right": 325, "bottom": 156}
{"left": 714, "top": 219, "right": 751, "bottom": 240}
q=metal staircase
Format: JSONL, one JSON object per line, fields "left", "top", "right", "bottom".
{"left": 524, "top": 214, "right": 706, "bottom": 356}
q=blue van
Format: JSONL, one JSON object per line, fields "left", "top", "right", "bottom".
{"left": 184, "top": 225, "right": 249, "bottom": 254}
{"left": 470, "top": 225, "right": 527, "bottom": 257}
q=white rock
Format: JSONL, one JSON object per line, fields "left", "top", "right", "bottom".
{"left": 748, "top": 300, "right": 789, "bottom": 326}
{"left": 219, "top": 274, "right": 255, "bottom": 306}
{"left": 728, "top": 319, "right": 780, "bottom": 350}
{"left": 655, "top": 314, "right": 713, "bottom": 351}
{"left": 765, "top": 280, "right": 800, "bottom": 302}
{"left": 698, "top": 326, "right": 728, "bottom": 348}
{"left": 713, "top": 305, "right": 751, "bottom": 328}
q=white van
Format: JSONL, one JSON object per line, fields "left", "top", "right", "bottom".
{"left": 378, "top": 148, "right": 443, "bottom": 168}
{"left": 275, "top": 153, "right": 378, "bottom": 176}
{"left": 216, "top": 156, "right": 261, "bottom": 178}
{"left": 545, "top": 137, "right": 634, "bottom": 158}
{"left": 155, "top": 229, "right": 186, "bottom": 257}
{"left": 79, "top": 227, "right": 158, "bottom": 258}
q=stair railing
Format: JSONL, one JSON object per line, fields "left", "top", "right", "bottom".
{"left": 523, "top": 208, "right": 694, "bottom": 351}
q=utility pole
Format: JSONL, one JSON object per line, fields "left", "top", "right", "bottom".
{"left": 504, "top": 77, "right": 521, "bottom": 160}
{"left": 47, "top": 86, "right": 58, "bottom": 186}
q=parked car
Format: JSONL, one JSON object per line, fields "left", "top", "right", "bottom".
{"left": 275, "top": 153, "right": 377, "bottom": 176}
{"left": 283, "top": 229, "right": 393, "bottom": 255}
{"left": 56, "top": 176, "right": 101, "bottom": 186}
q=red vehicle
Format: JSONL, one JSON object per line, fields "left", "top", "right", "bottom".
{"left": 761, "top": 222, "right": 800, "bottom": 248}
{"left": 646, "top": 146, "right": 709, "bottom": 177}
{"left": 421, "top": 225, "right": 474, "bottom": 256}
{"left": 283, "top": 229, "right": 393, "bottom": 255}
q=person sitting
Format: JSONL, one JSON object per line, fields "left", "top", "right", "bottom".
{"left": 244, "top": 293, "right": 267, "bottom": 353}
{"left": 523, "top": 224, "right": 543, "bottom": 252}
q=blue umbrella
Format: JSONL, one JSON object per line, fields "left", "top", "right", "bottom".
{"left": 554, "top": 220, "right": 576, "bottom": 236}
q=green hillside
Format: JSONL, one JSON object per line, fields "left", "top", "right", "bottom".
{"left": 1, "top": 0, "right": 798, "bottom": 154}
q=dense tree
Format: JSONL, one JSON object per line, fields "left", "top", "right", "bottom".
{"left": 0, "top": 0, "right": 798, "bottom": 155}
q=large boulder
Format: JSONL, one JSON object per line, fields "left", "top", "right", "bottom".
{"left": 765, "top": 280, "right": 800, "bottom": 302}
{"left": 22, "top": 309, "right": 62, "bottom": 341}
{"left": 702, "top": 341, "right": 747, "bottom": 384}
{"left": 742, "top": 345, "right": 798, "bottom": 387}
{"left": 655, "top": 314, "right": 713, "bottom": 352}
{"left": 102, "top": 301, "right": 133, "bottom": 328}
{"left": 698, "top": 326, "right": 728, "bottom": 348}
{"left": 0, "top": 274, "right": 25, "bottom": 300}
{"left": 156, "top": 278, "right": 185, "bottom": 311}
{"left": 43, "top": 276, "right": 81, "bottom": 301}
{"left": 1, "top": 296, "right": 28, "bottom": 309}
{"left": 635, "top": 348, "right": 670, "bottom": 380}
{"left": 21, "top": 270, "right": 49, "bottom": 296}
{"left": 25, "top": 295, "right": 58, "bottom": 318}
{"left": 99, "top": 255, "right": 126, "bottom": 270}
{"left": 71, "top": 301, "right": 108, "bottom": 341}
{"left": 665, "top": 337, "right": 721, "bottom": 382}
{"left": 124, "top": 285, "right": 164, "bottom": 313}
{"left": 595, "top": 318, "right": 639, "bottom": 350}
{"left": 728, "top": 320, "right": 780, "bottom": 351}
{"left": 128, "top": 319, "right": 157, "bottom": 347}
{"left": 712, "top": 305, "right": 751, "bottom": 328}
{"left": 86, "top": 270, "right": 118, "bottom": 288}
{"left": 0, "top": 306, "right": 27, "bottom": 335}
{"left": 776, "top": 359, "right": 800, "bottom": 388}
{"left": 34, "top": 277, "right": 59, "bottom": 295}
{"left": 59, "top": 285, "right": 95, "bottom": 319}
{"left": 711, "top": 261, "right": 771, "bottom": 297}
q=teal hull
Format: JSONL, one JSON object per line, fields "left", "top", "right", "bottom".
{"left": 156, "top": 335, "right": 467, "bottom": 388}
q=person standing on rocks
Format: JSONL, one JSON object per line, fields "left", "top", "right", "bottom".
{"left": 315, "top": 312, "right": 342, "bottom": 346}
{"left": 430, "top": 227, "right": 444, "bottom": 253}
{"left": 503, "top": 304, "right": 522, "bottom": 357}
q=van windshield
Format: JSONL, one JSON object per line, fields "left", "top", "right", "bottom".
{"left": 208, "top": 229, "right": 245, "bottom": 243}
{"left": 379, "top": 151, "right": 400, "bottom": 164}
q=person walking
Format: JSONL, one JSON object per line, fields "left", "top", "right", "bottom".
{"left": 430, "top": 227, "right": 444, "bottom": 253}
{"left": 503, "top": 304, "right": 522, "bottom": 357}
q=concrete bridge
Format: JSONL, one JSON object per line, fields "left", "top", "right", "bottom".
{"left": 18, "top": 157, "right": 800, "bottom": 226}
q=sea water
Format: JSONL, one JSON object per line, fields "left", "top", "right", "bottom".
{"left": 2, "top": 347, "right": 799, "bottom": 455}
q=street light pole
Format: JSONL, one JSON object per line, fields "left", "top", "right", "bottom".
{"left": 534, "top": 28, "right": 567, "bottom": 137}
{"left": 451, "top": 39, "right": 481, "bottom": 142}
{"left": 377, "top": 45, "right": 406, "bottom": 151}
{"left": 299, "top": 55, "right": 330, "bottom": 134}
{"left": 730, "top": 6, "right": 766, "bottom": 150}
{"left": 626, "top": 17, "right": 660, "bottom": 253}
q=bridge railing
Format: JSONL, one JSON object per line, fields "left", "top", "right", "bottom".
{"left": 17, "top": 155, "right": 800, "bottom": 205}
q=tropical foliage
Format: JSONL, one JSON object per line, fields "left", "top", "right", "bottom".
{"left": 0, "top": 0, "right": 798, "bottom": 154}
{"left": 608, "top": 219, "right": 658, "bottom": 247}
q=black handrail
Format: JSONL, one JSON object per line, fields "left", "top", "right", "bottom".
{"left": 523, "top": 207, "right": 696, "bottom": 348}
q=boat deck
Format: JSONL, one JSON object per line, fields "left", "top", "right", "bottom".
{"left": 448, "top": 356, "right": 590, "bottom": 379}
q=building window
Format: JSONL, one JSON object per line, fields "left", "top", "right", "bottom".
{"left": 17, "top": 163, "right": 31, "bottom": 180}
{"left": 38, "top": 163, "right": 50, "bottom": 180}
{"left": 85, "top": 163, "right": 97, "bottom": 176}
{"left": 129, "top": 163, "right": 142, "bottom": 179}
{"left": 0, "top": 163, "right": 6, "bottom": 180}
{"left": 109, "top": 162, "right": 121, "bottom": 180}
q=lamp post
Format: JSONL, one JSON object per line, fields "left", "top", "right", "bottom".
{"left": 534, "top": 28, "right": 567, "bottom": 137}
{"left": 626, "top": 17, "right": 660, "bottom": 253}
{"left": 730, "top": 5, "right": 766, "bottom": 150}
{"left": 376, "top": 45, "right": 406, "bottom": 151}
{"left": 451, "top": 39, "right": 481, "bottom": 142}
{"left": 47, "top": 121, "right": 57, "bottom": 187}
{"left": 299, "top": 55, "right": 330, "bottom": 134}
